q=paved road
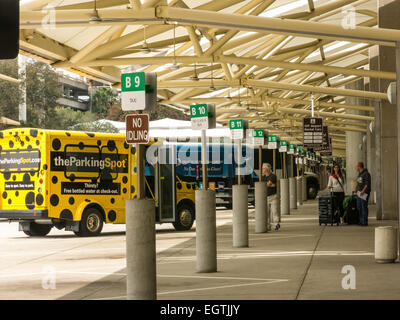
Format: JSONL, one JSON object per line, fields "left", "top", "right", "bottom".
{"left": 1, "top": 201, "right": 399, "bottom": 300}
{"left": 0, "top": 208, "right": 233, "bottom": 300}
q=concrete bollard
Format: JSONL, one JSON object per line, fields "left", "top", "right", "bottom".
{"left": 289, "top": 177, "right": 297, "bottom": 210}
{"left": 375, "top": 226, "right": 398, "bottom": 263}
{"left": 296, "top": 176, "right": 303, "bottom": 206}
{"left": 196, "top": 189, "right": 217, "bottom": 273}
{"left": 255, "top": 182, "right": 268, "bottom": 233}
{"left": 126, "top": 199, "right": 156, "bottom": 300}
{"left": 233, "top": 184, "right": 249, "bottom": 247}
{"left": 302, "top": 175, "right": 307, "bottom": 202}
{"left": 280, "top": 178, "right": 290, "bottom": 215}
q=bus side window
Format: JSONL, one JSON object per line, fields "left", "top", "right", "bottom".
{"left": 64, "top": 144, "right": 101, "bottom": 181}
{"left": 100, "top": 145, "right": 125, "bottom": 181}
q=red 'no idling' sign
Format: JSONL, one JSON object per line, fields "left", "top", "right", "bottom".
{"left": 125, "top": 114, "right": 149, "bottom": 144}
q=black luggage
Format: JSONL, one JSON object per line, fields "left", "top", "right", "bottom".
{"left": 343, "top": 195, "right": 359, "bottom": 225}
{"left": 318, "top": 193, "right": 340, "bottom": 226}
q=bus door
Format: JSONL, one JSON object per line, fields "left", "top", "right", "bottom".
{"left": 157, "top": 145, "right": 177, "bottom": 223}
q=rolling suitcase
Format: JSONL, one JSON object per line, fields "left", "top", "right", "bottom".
{"left": 343, "top": 195, "right": 359, "bottom": 225}
{"left": 318, "top": 192, "right": 340, "bottom": 226}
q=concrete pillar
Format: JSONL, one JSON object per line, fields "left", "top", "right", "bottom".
{"left": 233, "top": 185, "right": 248, "bottom": 247}
{"left": 195, "top": 189, "right": 217, "bottom": 273}
{"left": 297, "top": 176, "right": 303, "bottom": 206}
{"left": 255, "top": 182, "right": 268, "bottom": 233}
{"left": 345, "top": 79, "right": 366, "bottom": 195}
{"left": 280, "top": 178, "right": 290, "bottom": 215}
{"left": 366, "top": 118, "right": 376, "bottom": 204}
{"left": 126, "top": 199, "right": 156, "bottom": 300}
{"left": 289, "top": 177, "right": 297, "bottom": 210}
{"left": 375, "top": 226, "right": 398, "bottom": 263}
{"left": 302, "top": 175, "right": 307, "bottom": 202}
{"left": 18, "top": 55, "right": 27, "bottom": 123}
{"left": 368, "top": 0, "right": 400, "bottom": 220}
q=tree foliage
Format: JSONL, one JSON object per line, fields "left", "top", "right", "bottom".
{"left": 0, "top": 58, "right": 19, "bottom": 123}
{"left": 0, "top": 58, "right": 188, "bottom": 132}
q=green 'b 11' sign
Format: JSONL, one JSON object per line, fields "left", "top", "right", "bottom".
{"left": 229, "top": 119, "right": 244, "bottom": 129}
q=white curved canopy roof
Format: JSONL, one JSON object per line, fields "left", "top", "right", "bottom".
{"left": 18, "top": 0, "right": 396, "bottom": 156}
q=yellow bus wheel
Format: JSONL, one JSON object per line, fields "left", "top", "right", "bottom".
{"left": 23, "top": 222, "right": 52, "bottom": 237}
{"left": 74, "top": 207, "right": 104, "bottom": 237}
{"left": 173, "top": 203, "right": 194, "bottom": 231}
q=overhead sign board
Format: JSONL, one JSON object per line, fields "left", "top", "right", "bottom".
{"left": 0, "top": 0, "right": 19, "bottom": 59}
{"left": 252, "top": 129, "right": 266, "bottom": 146}
{"left": 288, "top": 143, "right": 295, "bottom": 155}
{"left": 190, "top": 104, "right": 216, "bottom": 130}
{"left": 320, "top": 137, "right": 333, "bottom": 156}
{"left": 314, "top": 126, "right": 330, "bottom": 151}
{"left": 279, "top": 140, "right": 288, "bottom": 153}
{"left": 125, "top": 114, "right": 149, "bottom": 144}
{"left": 121, "top": 72, "right": 146, "bottom": 111}
{"left": 303, "top": 117, "right": 323, "bottom": 148}
{"left": 229, "top": 119, "right": 247, "bottom": 140}
{"left": 268, "top": 135, "right": 278, "bottom": 149}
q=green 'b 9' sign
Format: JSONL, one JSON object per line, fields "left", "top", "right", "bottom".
{"left": 121, "top": 72, "right": 145, "bottom": 92}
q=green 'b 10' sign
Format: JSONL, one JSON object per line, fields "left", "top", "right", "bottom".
{"left": 190, "top": 104, "right": 208, "bottom": 118}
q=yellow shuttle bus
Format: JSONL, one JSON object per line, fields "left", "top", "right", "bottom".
{"left": 0, "top": 128, "right": 196, "bottom": 237}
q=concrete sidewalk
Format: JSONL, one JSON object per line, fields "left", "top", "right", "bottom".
{"left": 60, "top": 200, "right": 399, "bottom": 300}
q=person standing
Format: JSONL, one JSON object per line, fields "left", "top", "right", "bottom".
{"left": 327, "top": 164, "right": 346, "bottom": 222}
{"left": 262, "top": 163, "right": 280, "bottom": 230}
{"left": 354, "top": 162, "right": 371, "bottom": 226}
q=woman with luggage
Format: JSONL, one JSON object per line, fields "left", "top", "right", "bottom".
{"left": 327, "top": 164, "right": 346, "bottom": 222}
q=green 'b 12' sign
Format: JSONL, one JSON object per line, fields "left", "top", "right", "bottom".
{"left": 252, "top": 129, "right": 264, "bottom": 138}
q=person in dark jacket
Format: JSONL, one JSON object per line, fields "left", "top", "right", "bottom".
{"left": 354, "top": 162, "right": 371, "bottom": 226}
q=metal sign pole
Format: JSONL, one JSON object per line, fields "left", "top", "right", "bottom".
{"left": 259, "top": 145, "right": 262, "bottom": 182}
{"left": 283, "top": 152, "right": 287, "bottom": 179}
{"left": 238, "top": 139, "right": 242, "bottom": 185}
{"left": 273, "top": 149, "right": 276, "bottom": 174}
{"left": 201, "top": 129, "right": 208, "bottom": 189}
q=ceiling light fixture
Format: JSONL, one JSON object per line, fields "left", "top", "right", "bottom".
{"left": 89, "top": 0, "right": 102, "bottom": 24}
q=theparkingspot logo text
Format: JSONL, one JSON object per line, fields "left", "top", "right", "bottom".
{"left": 50, "top": 152, "right": 129, "bottom": 173}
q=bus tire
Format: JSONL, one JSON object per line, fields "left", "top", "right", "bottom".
{"left": 74, "top": 207, "right": 104, "bottom": 237}
{"left": 307, "top": 183, "right": 318, "bottom": 199}
{"left": 173, "top": 203, "right": 194, "bottom": 231}
{"left": 23, "top": 222, "right": 52, "bottom": 237}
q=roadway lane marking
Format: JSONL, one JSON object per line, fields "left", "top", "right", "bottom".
{"left": 157, "top": 250, "right": 374, "bottom": 264}
{"left": 94, "top": 279, "right": 289, "bottom": 300}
